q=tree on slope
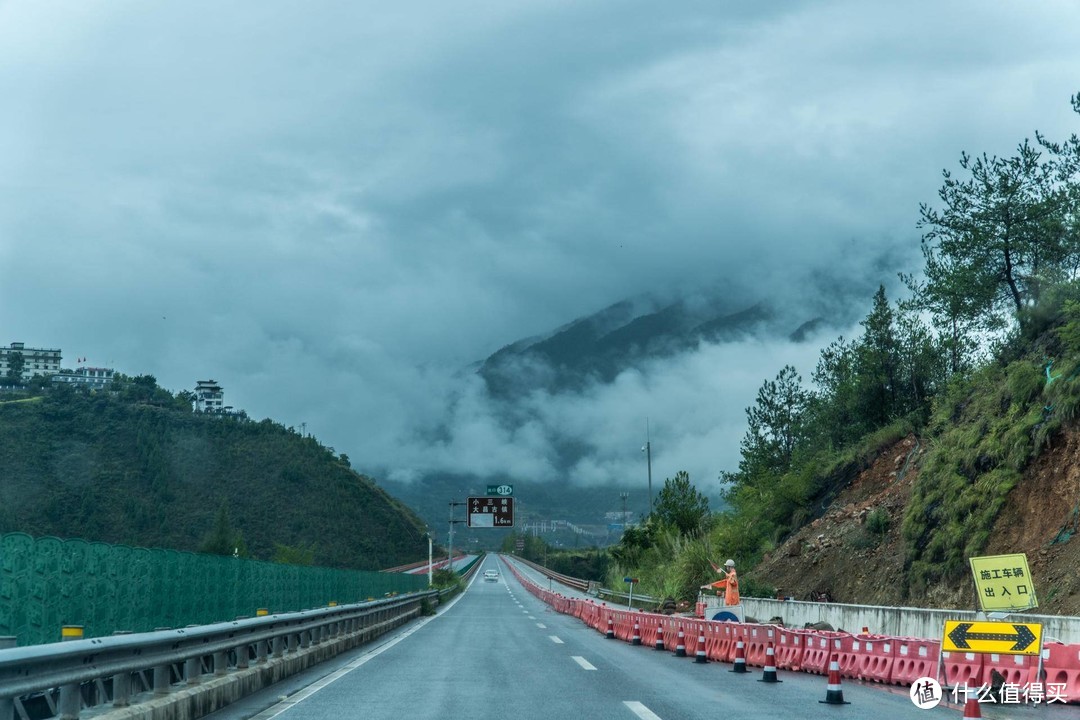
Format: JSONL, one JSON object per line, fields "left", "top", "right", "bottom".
{"left": 915, "top": 93, "right": 1080, "bottom": 341}
{"left": 654, "top": 471, "right": 710, "bottom": 537}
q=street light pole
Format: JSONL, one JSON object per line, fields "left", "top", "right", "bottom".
{"left": 642, "top": 419, "right": 653, "bottom": 513}
{"left": 646, "top": 440, "right": 652, "bottom": 512}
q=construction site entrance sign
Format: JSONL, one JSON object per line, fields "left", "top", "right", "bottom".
{"left": 969, "top": 553, "right": 1038, "bottom": 612}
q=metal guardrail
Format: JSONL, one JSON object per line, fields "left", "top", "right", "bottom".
{"left": 507, "top": 555, "right": 591, "bottom": 592}
{"left": 506, "top": 554, "right": 661, "bottom": 607}
{"left": 0, "top": 591, "right": 440, "bottom": 720}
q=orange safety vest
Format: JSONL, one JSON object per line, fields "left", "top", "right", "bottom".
{"left": 709, "top": 569, "right": 740, "bottom": 606}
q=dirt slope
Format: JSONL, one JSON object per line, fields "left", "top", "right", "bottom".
{"left": 751, "top": 431, "right": 1080, "bottom": 615}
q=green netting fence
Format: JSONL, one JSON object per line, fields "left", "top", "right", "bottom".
{"left": 0, "top": 533, "right": 429, "bottom": 647}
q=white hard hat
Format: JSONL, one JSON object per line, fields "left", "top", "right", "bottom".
{"left": 725, "top": 559, "right": 735, "bottom": 567}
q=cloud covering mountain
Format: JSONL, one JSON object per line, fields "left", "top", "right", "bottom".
{"left": 3, "top": 1, "right": 1080, "bottom": 525}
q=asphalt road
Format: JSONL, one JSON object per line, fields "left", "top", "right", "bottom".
{"left": 204, "top": 555, "right": 1080, "bottom": 720}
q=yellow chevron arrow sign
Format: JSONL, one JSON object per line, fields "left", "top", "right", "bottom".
{"left": 942, "top": 620, "right": 1042, "bottom": 656}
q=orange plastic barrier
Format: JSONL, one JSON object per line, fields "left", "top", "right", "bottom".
{"left": 680, "top": 620, "right": 703, "bottom": 658}
{"left": 709, "top": 621, "right": 737, "bottom": 662}
{"left": 891, "top": 638, "right": 940, "bottom": 686}
{"left": 658, "top": 617, "right": 677, "bottom": 652}
{"left": 636, "top": 615, "right": 657, "bottom": 648}
{"left": 801, "top": 632, "right": 841, "bottom": 674}
{"left": 984, "top": 652, "right": 1038, "bottom": 688}
{"left": 1039, "top": 642, "right": 1080, "bottom": 704}
{"left": 942, "top": 650, "right": 986, "bottom": 689}
{"left": 741, "top": 625, "right": 777, "bottom": 668}
{"left": 774, "top": 628, "right": 807, "bottom": 671}
{"left": 856, "top": 637, "right": 897, "bottom": 684}
{"left": 829, "top": 634, "right": 862, "bottom": 679}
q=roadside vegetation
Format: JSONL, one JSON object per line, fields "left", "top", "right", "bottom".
{"left": 605, "top": 92, "right": 1080, "bottom": 606}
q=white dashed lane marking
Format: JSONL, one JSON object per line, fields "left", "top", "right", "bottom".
{"left": 549, "top": 636, "right": 563, "bottom": 644}
{"left": 572, "top": 656, "right": 597, "bottom": 670}
{"left": 624, "top": 701, "right": 662, "bottom": 720}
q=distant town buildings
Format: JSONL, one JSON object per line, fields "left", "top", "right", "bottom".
{"left": 0, "top": 342, "right": 62, "bottom": 381}
{"left": 2, "top": 341, "right": 241, "bottom": 413}
{"left": 194, "top": 379, "right": 225, "bottom": 412}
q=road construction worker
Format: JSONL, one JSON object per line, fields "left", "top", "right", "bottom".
{"left": 704, "top": 559, "right": 740, "bottom": 606}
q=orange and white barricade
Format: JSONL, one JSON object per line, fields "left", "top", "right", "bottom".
{"left": 856, "top": 637, "right": 898, "bottom": 684}
{"left": 890, "top": 638, "right": 940, "bottom": 686}
{"left": 774, "top": 627, "right": 807, "bottom": 671}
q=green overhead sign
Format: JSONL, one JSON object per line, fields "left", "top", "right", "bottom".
{"left": 486, "top": 484, "right": 513, "bottom": 496}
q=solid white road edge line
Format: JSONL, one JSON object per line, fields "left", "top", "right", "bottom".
{"left": 572, "top": 656, "right": 597, "bottom": 670}
{"left": 247, "top": 590, "right": 470, "bottom": 720}
{"left": 623, "top": 701, "right": 663, "bottom": 720}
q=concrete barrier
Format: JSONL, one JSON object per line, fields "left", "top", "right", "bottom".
{"left": 741, "top": 598, "right": 1080, "bottom": 644}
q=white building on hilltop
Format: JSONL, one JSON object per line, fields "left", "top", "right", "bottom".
{"left": 0, "top": 341, "right": 62, "bottom": 381}
{"left": 194, "top": 380, "right": 224, "bottom": 412}
{"left": 51, "top": 366, "right": 115, "bottom": 390}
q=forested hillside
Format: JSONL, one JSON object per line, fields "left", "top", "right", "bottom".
{"left": 0, "top": 377, "right": 428, "bottom": 570}
{"left": 603, "top": 92, "right": 1080, "bottom": 610}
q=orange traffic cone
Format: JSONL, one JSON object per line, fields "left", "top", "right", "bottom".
{"left": 654, "top": 624, "right": 666, "bottom": 651}
{"left": 694, "top": 632, "right": 708, "bottom": 663}
{"left": 819, "top": 653, "right": 850, "bottom": 704}
{"left": 631, "top": 621, "right": 641, "bottom": 646}
{"left": 605, "top": 616, "right": 615, "bottom": 639}
{"left": 673, "top": 625, "right": 687, "bottom": 657}
{"left": 730, "top": 637, "right": 747, "bottom": 673}
{"left": 963, "top": 697, "right": 981, "bottom": 718}
{"left": 758, "top": 642, "right": 781, "bottom": 683}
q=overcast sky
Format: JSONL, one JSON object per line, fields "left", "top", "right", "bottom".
{"left": 3, "top": 1, "right": 1080, "bottom": 500}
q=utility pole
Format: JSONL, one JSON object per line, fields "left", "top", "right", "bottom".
{"left": 448, "top": 500, "right": 466, "bottom": 573}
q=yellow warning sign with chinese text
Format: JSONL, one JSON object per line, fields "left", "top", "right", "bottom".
{"left": 969, "top": 554, "right": 1037, "bottom": 612}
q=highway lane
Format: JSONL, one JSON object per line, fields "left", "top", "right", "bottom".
{"left": 204, "top": 555, "right": 1080, "bottom": 720}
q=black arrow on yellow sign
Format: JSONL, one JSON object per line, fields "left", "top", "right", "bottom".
{"left": 947, "top": 623, "right": 1037, "bottom": 652}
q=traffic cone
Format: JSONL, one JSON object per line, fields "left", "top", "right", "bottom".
{"left": 962, "top": 697, "right": 981, "bottom": 718}
{"left": 730, "top": 637, "right": 747, "bottom": 673}
{"left": 694, "top": 632, "right": 708, "bottom": 663}
{"left": 673, "top": 625, "right": 687, "bottom": 657}
{"left": 654, "top": 625, "right": 666, "bottom": 651}
{"left": 758, "top": 642, "right": 781, "bottom": 683}
{"left": 606, "top": 616, "right": 615, "bottom": 639}
{"left": 819, "top": 654, "right": 850, "bottom": 704}
{"left": 631, "top": 621, "right": 641, "bottom": 646}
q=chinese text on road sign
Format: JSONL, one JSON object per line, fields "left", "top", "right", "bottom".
{"left": 969, "top": 554, "right": 1038, "bottom": 612}
{"left": 467, "top": 496, "right": 515, "bottom": 528}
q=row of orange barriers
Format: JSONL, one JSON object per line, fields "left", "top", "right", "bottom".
{"left": 503, "top": 558, "right": 1080, "bottom": 703}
